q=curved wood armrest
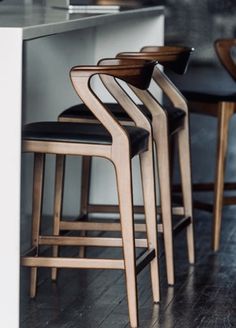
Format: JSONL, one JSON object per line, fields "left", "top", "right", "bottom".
{"left": 214, "top": 39, "right": 236, "bottom": 82}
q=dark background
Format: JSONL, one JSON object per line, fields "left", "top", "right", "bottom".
{"left": 160, "top": 0, "right": 236, "bottom": 65}
{"left": 157, "top": 0, "right": 236, "bottom": 190}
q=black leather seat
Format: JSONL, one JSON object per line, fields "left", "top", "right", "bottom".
{"left": 59, "top": 103, "right": 185, "bottom": 136}
{"left": 23, "top": 121, "right": 149, "bottom": 157}
{"left": 183, "top": 90, "right": 236, "bottom": 103}
{"left": 168, "top": 64, "right": 236, "bottom": 104}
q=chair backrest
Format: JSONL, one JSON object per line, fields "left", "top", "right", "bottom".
{"left": 214, "top": 39, "right": 236, "bottom": 82}
{"left": 70, "top": 58, "right": 156, "bottom": 140}
{"left": 141, "top": 45, "right": 194, "bottom": 74}
{"left": 117, "top": 47, "right": 193, "bottom": 111}
{"left": 97, "top": 57, "right": 155, "bottom": 89}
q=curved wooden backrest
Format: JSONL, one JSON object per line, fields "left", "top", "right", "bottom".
{"left": 98, "top": 57, "right": 156, "bottom": 89}
{"left": 214, "top": 39, "right": 236, "bottom": 82}
{"left": 140, "top": 45, "right": 194, "bottom": 74}
{"left": 71, "top": 58, "right": 155, "bottom": 89}
{"left": 117, "top": 49, "right": 189, "bottom": 111}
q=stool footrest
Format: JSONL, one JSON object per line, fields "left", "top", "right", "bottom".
{"left": 86, "top": 204, "right": 184, "bottom": 216}
{"left": 38, "top": 235, "right": 148, "bottom": 248}
{"left": 21, "top": 248, "right": 155, "bottom": 272}
{"left": 21, "top": 256, "right": 125, "bottom": 270}
{"left": 60, "top": 219, "right": 162, "bottom": 233}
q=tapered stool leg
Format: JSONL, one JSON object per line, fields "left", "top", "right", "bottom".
{"left": 177, "top": 122, "right": 195, "bottom": 264}
{"left": 212, "top": 103, "right": 234, "bottom": 251}
{"left": 115, "top": 156, "right": 138, "bottom": 328}
{"left": 30, "top": 153, "right": 45, "bottom": 298}
{"left": 153, "top": 122, "right": 174, "bottom": 286}
{"left": 140, "top": 149, "right": 160, "bottom": 303}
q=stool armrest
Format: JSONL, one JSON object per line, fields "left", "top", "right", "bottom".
{"left": 152, "top": 66, "right": 188, "bottom": 112}
{"left": 100, "top": 73, "right": 153, "bottom": 133}
{"left": 70, "top": 73, "right": 129, "bottom": 145}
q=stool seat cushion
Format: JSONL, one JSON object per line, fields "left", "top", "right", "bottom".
{"left": 23, "top": 122, "right": 149, "bottom": 157}
{"left": 59, "top": 103, "right": 185, "bottom": 135}
{"left": 183, "top": 90, "right": 236, "bottom": 103}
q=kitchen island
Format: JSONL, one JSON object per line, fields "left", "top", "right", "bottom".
{"left": 0, "top": 3, "right": 164, "bottom": 327}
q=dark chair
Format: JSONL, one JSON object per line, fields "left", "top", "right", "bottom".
{"left": 57, "top": 46, "right": 195, "bottom": 286}
{"left": 21, "top": 58, "right": 159, "bottom": 328}
{"left": 181, "top": 39, "right": 236, "bottom": 251}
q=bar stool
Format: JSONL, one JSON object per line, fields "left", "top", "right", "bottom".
{"left": 181, "top": 39, "right": 236, "bottom": 251}
{"left": 21, "top": 58, "right": 159, "bottom": 328}
{"left": 58, "top": 46, "right": 195, "bottom": 286}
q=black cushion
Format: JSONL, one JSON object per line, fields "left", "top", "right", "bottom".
{"left": 164, "top": 106, "right": 186, "bottom": 135}
{"left": 59, "top": 103, "right": 185, "bottom": 135}
{"left": 165, "top": 65, "right": 236, "bottom": 104}
{"left": 23, "top": 122, "right": 149, "bottom": 158}
{"left": 182, "top": 90, "right": 236, "bottom": 103}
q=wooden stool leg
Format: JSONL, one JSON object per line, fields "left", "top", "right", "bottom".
{"left": 154, "top": 127, "right": 174, "bottom": 286}
{"left": 115, "top": 157, "right": 138, "bottom": 328}
{"left": 212, "top": 103, "right": 234, "bottom": 251}
{"left": 30, "top": 153, "right": 45, "bottom": 298}
{"left": 140, "top": 149, "right": 160, "bottom": 303}
{"left": 177, "top": 120, "right": 195, "bottom": 264}
{"left": 51, "top": 155, "right": 65, "bottom": 281}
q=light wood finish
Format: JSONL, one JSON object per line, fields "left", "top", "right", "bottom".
{"left": 22, "top": 257, "right": 125, "bottom": 270}
{"left": 30, "top": 153, "right": 45, "bottom": 298}
{"left": 22, "top": 59, "right": 160, "bottom": 328}
{"left": 212, "top": 102, "right": 234, "bottom": 250}
{"left": 179, "top": 39, "right": 236, "bottom": 251}
{"left": 58, "top": 215, "right": 191, "bottom": 236}
{"left": 84, "top": 204, "right": 185, "bottom": 215}
{"left": 38, "top": 236, "right": 148, "bottom": 248}
{"left": 58, "top": 47, "right": 195, "bottom": 286}
{"left": 100, "top": 67, "right": 159, "bottom": 302}
{"left": 126, "top": 50, "right": 194, "bottom": 283}
{"left": 51, "top": 154, "right": 65, "bottom": 281}
{"left": 150, "top": 63, "right": 194, "bottom": 263}
{"left": 132, "top": 83, "right": 175, "bottom": 285}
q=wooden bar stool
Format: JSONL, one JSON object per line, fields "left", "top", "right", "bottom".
{"left": 58, "top": 46, "right": 195, "bottom": 286}
{"left": 180, "top": 39, "right": 236, "bottom": 251}
{"left": 21, "top": 58, "right": 159, "bottom": 328}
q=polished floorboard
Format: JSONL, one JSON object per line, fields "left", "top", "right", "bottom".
{"left": 20, "top": 207, "right": 236, "bottom": 328}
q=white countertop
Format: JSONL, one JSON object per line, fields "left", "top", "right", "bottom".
{"left": 0, "top": 4, "right": 164, "bottom": 40}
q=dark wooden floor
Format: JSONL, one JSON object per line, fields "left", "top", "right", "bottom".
{"left": 20, "top": 206, "right": 236, "bottom": 328}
